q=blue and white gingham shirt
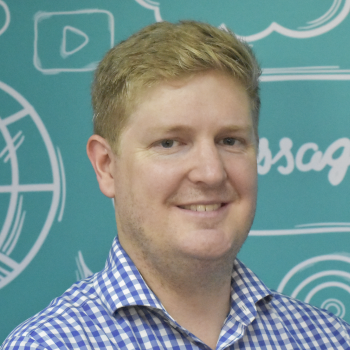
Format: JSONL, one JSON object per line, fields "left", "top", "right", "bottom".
{"left": 2, "top": 237, "right": 350, "bottom": 349}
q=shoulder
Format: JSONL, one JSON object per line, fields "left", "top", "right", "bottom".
{"left": 263, "top": 290, "right": 350, "bottom": 343}
{"left": 270, "top": 290, "right": 349, "bottom": 326}
{"left": 1, "top": 274, "right": 107, "bottom": 350}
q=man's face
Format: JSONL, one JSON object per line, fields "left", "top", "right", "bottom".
{"left": 111, "top": 71, "right": 258, "bottom": 266}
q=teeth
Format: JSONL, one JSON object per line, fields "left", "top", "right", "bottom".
{"left": 183, "top": 204, "right": 221, "bottom": 212}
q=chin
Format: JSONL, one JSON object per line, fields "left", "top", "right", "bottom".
{"left": 179, "top": 239, "right": 237, "bottom": 262}
{"left": 180, "top": 227, "right": 248, "bottom": 261}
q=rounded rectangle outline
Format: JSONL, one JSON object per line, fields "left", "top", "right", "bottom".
{"left": 33, "top": 9, "right": 115, "bottom": 74}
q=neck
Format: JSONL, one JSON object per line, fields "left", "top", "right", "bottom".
{"left": 122, "top": 239, "right": 235, "bottom": 350}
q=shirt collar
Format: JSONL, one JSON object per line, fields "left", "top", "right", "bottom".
{"left": 228, "top": 259, "right": 273, "bottom": 326}
{"left": 95, "top": 237, "right": 163, "bottom": 314}
{"left": 95, "top": 236, "right": 273, "bottom": 320}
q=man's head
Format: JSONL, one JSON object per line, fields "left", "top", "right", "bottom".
{"left": 87, "top": 21, "right": 260, "bottom": 277}
{"left": 91, "top": 21, "right": 261, "bottom": 153}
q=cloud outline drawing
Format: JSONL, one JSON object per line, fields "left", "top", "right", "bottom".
{"left": 134, "top": 0, "right": 350, "bottom": 42}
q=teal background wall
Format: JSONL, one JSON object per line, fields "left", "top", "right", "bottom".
{"left": 1, "top": 0, "right": 350, "bottom": 341}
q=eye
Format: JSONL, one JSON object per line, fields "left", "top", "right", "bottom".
{"left": 160, "top": 139, "right": 175, "bottom": 148}
{"left": 222, "top": 137, "right": 236, "bottom": 146}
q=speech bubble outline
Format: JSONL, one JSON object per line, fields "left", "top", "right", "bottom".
{"left": 135, "top": 1, "right": 350, "bottom": 81}
{"left": 135, "top": 0, "right": 350, "bottom": 41}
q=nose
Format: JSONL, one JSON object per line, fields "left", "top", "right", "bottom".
{"left": 187, "top": 141, "right": 227, "bottom": 186}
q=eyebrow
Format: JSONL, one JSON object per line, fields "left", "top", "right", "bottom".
{"left": 149, "top": 124, "right": 253, "bottom": 134}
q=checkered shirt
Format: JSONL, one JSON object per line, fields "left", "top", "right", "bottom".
{"left": 2, "top": 237, "right": 350, "bottom": 349}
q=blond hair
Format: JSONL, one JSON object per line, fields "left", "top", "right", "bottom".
{"left": 92, "top": 21, "right": 261, "bottom": 152}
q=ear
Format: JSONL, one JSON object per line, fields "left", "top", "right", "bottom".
{"left": 86, "top": 135, "right": 116, "bottom": 198}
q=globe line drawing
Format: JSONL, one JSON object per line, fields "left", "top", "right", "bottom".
{"left": 1, "top": 195, "right": 25, "bottom": 256}
{"left": 0, "top": 81, "right": 61, "bottom": 288}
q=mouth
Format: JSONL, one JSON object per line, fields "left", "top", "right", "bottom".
{"left": 178, "top": 203, "right": 224, "bottom": 212}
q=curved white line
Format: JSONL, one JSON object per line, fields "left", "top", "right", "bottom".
{"left": 302, "top": 0, "right": 341, "bottom": 28}
{"left": 309, "top": 0, "right": 339, "bottom": 24}
{"left": 134, "top": 0, "right": 162, "bottom": 22}
{"left": 75, "top": 255, "right": 84, "bottom": 280}
{"left": 305, "top": 282, "right": 350, "bottom": 303}
{"left": 277, "top": 255, "right": 350, "bottom": 292}
{"left": 323, "top": 302, "right": 341, "bottom": 315}
{"left": 76, "top": 251, "right": 93, "bottom": 279}
{"left": 6, "top": 211, "right": 25, "bottom": 255}
{"left": 56, "top": 147, "right": 66, "bottom": 222}
{"left": 2, "top": 195, "right": 23, "bottom": 252}
{"left": 0, "top": 118, "right": 19, "bottom": 249}
{"left": 291, "top": 270, "right": 350, "bottom": 298}
{"left": 238, "top": 0, "right": 350, "bottom": 41}
{"left": 0, "top": 1, "right": 10, "bottom": 36}
{"left": 321, "top": 298, "right": 346, "bottom": 318}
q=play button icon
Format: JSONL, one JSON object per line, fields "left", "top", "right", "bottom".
{"left": 61, "top": 26, "right": 89, "bottom": 58}
{"left": 34, "top": 9, "right": 114, "bottom": 74}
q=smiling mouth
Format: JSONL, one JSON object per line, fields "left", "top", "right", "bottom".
{"left": 179, "top": 203, "right": 223, "bottom": 212}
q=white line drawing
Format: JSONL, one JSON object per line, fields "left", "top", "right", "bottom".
{"left": 278, "top": 255, "right": 350, "bottom": 318}
{"left": 136, "top": 0, "right": 350, "bottom": 40}
{"left": 252, "top": 134, "right": 350, "bottom": 236}
{"left": 258, "top": 137, "right": 350, "bottom": 185}
{"left": 75, "top": 251, "right": 93, "bottom": 280}
{"left": 238, "top": 0, "right": 350, "bottom": 41}
{"left": 56, "top": 147, "right": 66, "bottom": 222}
{"left": 250, "top": 223, "right": 350, "bottom": 236}
{"left": 300, "top": 0, "right": 346, "bottom": 29}
{"left": 0, "top": 184, "right": 56, "bottom": 193}
{"left": 296, "top": 222, "right": 350, "bottom": 227}
{"left": 33, "top": 9, "right": 115, "bottom": 74}
{"left": 261, "top": 66, "right": 350, "bottom": 81}
{"left": 0, "top": 131, "right": 24, "bottom": 163}
{"left": 321, "top": 299, "right": 346, "bottom": 318}
{"left": 135, "top": 0, "right": 350, "bottom": 81}
{"left": 60, "top": 25, "right": 89, "bottom": 59}
{"left": 1, "top": 195, "right": 25, "bottom": 255}
{"left": 134, "top": 0, "right": 162, "bottom": 22}
{"left": 0, "top": 81, "right": 61, "bottom": 288}
{"left": 0, "top": 0, "right": 10, "bottom": 36}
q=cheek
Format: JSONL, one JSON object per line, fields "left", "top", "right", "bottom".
{"left": 227, "top": 158, "right": 257, "bottom": 194}
{"left": 139, "top": 160, "right": 185, "bottom": 197}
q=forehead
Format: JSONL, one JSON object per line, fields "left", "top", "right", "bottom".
{"left": 125, "top": 71, "right": 253, "bottom": 132}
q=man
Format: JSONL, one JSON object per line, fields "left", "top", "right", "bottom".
{"left": 2, "top": 21, "right": 350, "bottom": 350}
